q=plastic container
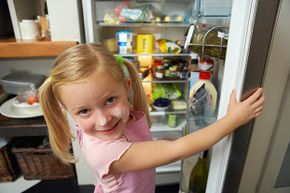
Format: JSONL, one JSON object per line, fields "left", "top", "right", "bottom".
{"left": 136, "top": 34, "right": 154, "bottom": 54}
{"left": 1, "top": 71, "right": 46, "bottom": 95}
{"left": 168, "top": 114, "right": 177, "bottom": 128}
{"left": 116, "top": 30, "right": 133, "bottom": 54}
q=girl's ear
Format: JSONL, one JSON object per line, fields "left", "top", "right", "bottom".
{"left": 124, "top": 78, "right": 132, "bottom": 91}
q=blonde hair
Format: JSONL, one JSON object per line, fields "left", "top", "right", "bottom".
{"left": 38, "top": 43, "right": 150, "bottom": 163}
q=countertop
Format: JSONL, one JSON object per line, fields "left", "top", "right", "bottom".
{"left": 0, "top": 114, "right": 47, "bottom": 137}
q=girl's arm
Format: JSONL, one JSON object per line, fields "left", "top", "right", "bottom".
{"left": 110, "top": 88, "right": 265, "bottom": 173}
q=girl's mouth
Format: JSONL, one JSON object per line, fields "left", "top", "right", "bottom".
{"left": 97, "top": 119, "right": 120, "bottom": 133}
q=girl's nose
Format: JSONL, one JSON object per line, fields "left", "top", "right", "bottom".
{"left": 95, "top": 110, "right": 111, "bottom": 127}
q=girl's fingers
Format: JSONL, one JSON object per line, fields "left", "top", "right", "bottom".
{"left": 255, "top": 111, "right": 262, "bottom": 117}
{"left": 252, "top": 93, "right": 265, "bottom": 109}
{"left": 245, "top": 88, "right": 263, "bottom": 105}
{"left": 254, "top": 106, "right": 264, "bottom": 115}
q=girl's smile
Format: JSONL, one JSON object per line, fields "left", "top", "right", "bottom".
{"left": 59, "top": 70, "right": 131, "bottom": 141}
{"left": 95, "top": 118, "right": 120, "bottom": 133}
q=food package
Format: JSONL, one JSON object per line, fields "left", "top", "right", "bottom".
{"left": 152, "top": 83, "right": 182, "bottom": 101}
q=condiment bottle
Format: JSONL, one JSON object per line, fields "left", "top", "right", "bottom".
{"left": 154, "top": 59, "right": 164, "bottom": 79}
{"left": 189, "top": 71, "right": 217, "bottom": 114}
{"left": 198, "top": 57, "right": 214, "bottom": 72}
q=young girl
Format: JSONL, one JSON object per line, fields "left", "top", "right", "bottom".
{"left": 38, "top": 43, "right": 265, "bottom": 193}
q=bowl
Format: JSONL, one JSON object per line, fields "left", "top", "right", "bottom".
{"left": 152, "top": 104, "right": 170, "bottom": 111}
{"left": 153, "top": 98, "right": 170, "bottom": 111}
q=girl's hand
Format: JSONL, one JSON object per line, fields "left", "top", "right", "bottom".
{"left": 226, "top": 88, "right": 265, "bottom": 128}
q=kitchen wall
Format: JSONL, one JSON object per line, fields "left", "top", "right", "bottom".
{"left": 0, "top": 58, "right": 53, "bottom": 79}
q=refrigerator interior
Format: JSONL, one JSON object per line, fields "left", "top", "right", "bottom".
{"left": 81, "top": 0, "right": 234, "bottom": 189}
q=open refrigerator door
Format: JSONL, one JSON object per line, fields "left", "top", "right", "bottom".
{"left": 180, "top": 21, "right": 230, "bottom": 193}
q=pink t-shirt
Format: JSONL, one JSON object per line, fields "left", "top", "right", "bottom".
{"left": 77, "top": 111, "right": 156, "bottom": 193}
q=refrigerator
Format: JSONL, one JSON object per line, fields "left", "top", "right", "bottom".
{"left": 206, "top": 0, "right": 290, "bottom": 193}
{"left": 80, "top": 0, "right": 289, "bottom": 192}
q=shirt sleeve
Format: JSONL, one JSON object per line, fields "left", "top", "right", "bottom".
{"left": 84, "top": 136, "right": 132, "bottom": 179}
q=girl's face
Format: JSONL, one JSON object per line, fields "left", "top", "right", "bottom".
{"left": 59, "top": 70, "right": 131, "bottom": 141}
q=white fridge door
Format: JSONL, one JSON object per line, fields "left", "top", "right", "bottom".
{"left": 206, "top": 0, "right": 259, "bottom": 192}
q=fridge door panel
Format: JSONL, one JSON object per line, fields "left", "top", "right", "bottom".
{"left": 206, "top": 0, "right": 260, "bottom": 192}
{"left": 238, "top": 0, "right": 290, "bottom": 192}
{"left": 222, "top": 0, "right": 280, "bottom": 192}
{"left": 207, "top": 0, "right": 282, "bottom": 192}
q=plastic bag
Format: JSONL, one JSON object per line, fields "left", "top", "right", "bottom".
{"left": 15, "top": 85, "right": 38, "bottom": 105}
{"left": 152, "top": 83, "right": 182, "bottom": 101}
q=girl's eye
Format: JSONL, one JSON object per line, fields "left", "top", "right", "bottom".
{"left": 105, "top": 96, "right": 117, "bottom": 105}
{"left": 78, "top": 109, "right": 91, "bottom": 116}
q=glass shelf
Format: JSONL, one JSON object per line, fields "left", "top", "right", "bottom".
{"left": 98, "top": 22, "right": 190, "bottom": 28}
{"left": 114, "top": 53, "right": 191, "bottom": 57}
{"left": 151, "top": 118, "right": 186, "bottom": 132}
{"left": 141, "top": 68, "right": 190, "bottom": 83}
{"left": 143, "top": 77, "right": 188, "bottom": 84}
{"left": 188, "top": 43, "right": 227, "bottom": 48}
{"left": 150, "top": 110, "right": 187, "bottom": 116}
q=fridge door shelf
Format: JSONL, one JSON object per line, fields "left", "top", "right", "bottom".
{"left": 157, "top": 161, "right": 181, "bottom": 173}
{"left": 186, "top": 116, "right": 217, "bottom": 133}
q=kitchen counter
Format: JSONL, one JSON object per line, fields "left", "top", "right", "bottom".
{"left": 0, "top": 114, "right": 47, "bottom": 137}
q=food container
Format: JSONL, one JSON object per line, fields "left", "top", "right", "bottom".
{"left": 168, "top": 114, "right": 177, "bottom": 128}
{"left": 136, "top": 34, "right": 154, "bottom": 54}
{"left": 152, "top": 98, "right": 170, "bottom": 111}
{"left": 116, "top": 30, "right": 133, "bottom": 54}
{"left": 1, "top": 71, "right": 46, "bottom": 95}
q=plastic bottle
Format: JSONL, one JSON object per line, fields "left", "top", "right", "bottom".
{"left": 188, "top": 151, "right": 209, "bottom": 193}
{"left": 189, "top": 71, "right": 217, "bottom": 116}
{"left": 189, "top": 53, "right": 199, "bottom": 89}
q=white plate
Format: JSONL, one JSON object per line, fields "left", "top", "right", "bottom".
{"left": 0, "top": 97, "right": 43, "bottom": 118}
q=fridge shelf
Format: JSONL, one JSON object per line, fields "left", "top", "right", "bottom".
{"left": 151, "top": 118, "right": 186, "bottom": 132}
{"left": 187, "top": 43, "right": 227, "bottom": 48}
{"left": 150, "top": 110, "right": 187, "bottom": 116}
{"left": 114, "top": 53, "right": 192, "bottom": 57}
{"left": 141, "top": 70, "right": 190, "bottom": 83}
{"left": 98, "top": 22, "right": 190, "bottom": 28}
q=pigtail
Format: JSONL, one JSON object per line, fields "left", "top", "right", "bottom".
{"left": 38, "top": 78, "right": 75, "bottom": 163}
{"left": 123, "top": 60, "right": 151, "bottom": 127}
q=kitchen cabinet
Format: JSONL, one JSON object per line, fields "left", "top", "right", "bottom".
{"left": 0, "top": 0, "right": 82, "bottom": 58}
{"left": 0, "top": 1, "right": 82, "bottom": 192}
{"left": 6, "top": 0, "right": 83, "bottom": 42}
{"left": 0, "top": 39, "right": 78, "bottom": 58}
